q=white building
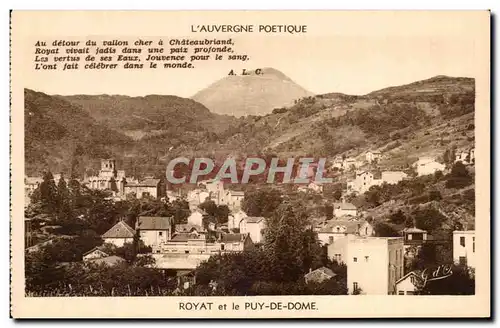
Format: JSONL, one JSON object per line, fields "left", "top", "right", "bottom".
{"left": 228, "top": 209, "right": 247, "bottom": 231}
{"left": 381, "top": 171, "right": 407, "bottom": 184}
{"left": 136, "top": 216, "right": 172, "bottom": 247}
{"left": 395, "top": 271, "right": 423, "bottom": 295}
{"left": 101, "top": 220, "right": 136, "bottom": 247}
{"left": 85, "top": 159, "right": 127, "bottom": 194}
{"left": 187, "top": 189, "right": 210, "bottom": 210}
{"left": 455, "top": 148, "right": 475, "bottom": 165}
{"left": 453, "top": 230, "right": 475, "bottom": 268}
{"left": 347, "top": 171, "right": 377, "bottom": 194}
{"left": 347, "top": 236, "right": 404, "bottom": 295}
{"left": 319, "top": 219, "right": 373, "bottom": 246}
{"left": 366, "top": 151, "right": 381, "bottom": 163}
{"left": 333, "top": 202, "right": 358, "bottom": 218}
{"left": 413, "top": 157, "right": 445, "bottom": 177}
{"left": 83, "top": 247, "right": 110, "bottom": 261}
{"left": 239, "top": 216, "right": 266, "bottom": 243}
{"left": 187, "top": 209, "right": 205, "bottom": 227}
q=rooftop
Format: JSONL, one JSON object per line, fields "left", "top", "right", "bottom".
{"left": 137, "top": 216, "right": 172, "bottom": 230}
{"left": 244, "top": 217, "right": 265, "bottom": 224}
{"left": 102, "top": 221, "right": 136, "bottom": 239}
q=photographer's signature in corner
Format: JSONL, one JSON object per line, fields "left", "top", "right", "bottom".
{"left": 418, "top": 264, "right": 453, "bottom": 287}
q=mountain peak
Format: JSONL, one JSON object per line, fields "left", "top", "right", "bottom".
{"left": 192, "top": 68, "right": 313, "bottom": 117}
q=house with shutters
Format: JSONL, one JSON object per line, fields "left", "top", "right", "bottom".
{"left": 101, "top": 220, "right": 136, "bottom": 247}
{"left": 239, "top": 216, "right": 266, "bottom": 243}
{"left": 319, "top": 219, "right": 373, "bottom": 246}
{"left": 136, "top": 216, "right": 173, "bottom": 247}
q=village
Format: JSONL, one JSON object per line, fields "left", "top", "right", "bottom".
{"left": 24, "top": 145, "right": 476, "bottom": 296}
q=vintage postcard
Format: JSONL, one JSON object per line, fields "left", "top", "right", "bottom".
{"left": 10, "top": 10, "right": 490, "bottom": 318}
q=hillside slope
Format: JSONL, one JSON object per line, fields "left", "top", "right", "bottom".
{"left": 25, "top": 89, "right": 131, "bottom": 176}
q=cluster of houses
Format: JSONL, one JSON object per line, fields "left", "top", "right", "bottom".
{"left": 455, "top": 148, "right": 475, "bottom": 165}
{"left": 308, "top": 212, "right": 476, "bottom": 295}
{"left": 185, "top": 179, "right": 245, "bottom": 212}
{"left": 24, "top": 159, "right": 167, "bottom": 205}
{"left": 347, "top": 170, "right": 408, "bottom": 194}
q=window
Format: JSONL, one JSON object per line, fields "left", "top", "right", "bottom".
{"left": 353, "top": 282, "right": 358, "bottom": 292}
{"left": 473, "top": 237, "right": 475, "bottom": 253}
{"left": 329, "top": 236, "right": 334, "bottom": 244}
{"left": 398, "top": 291, "right": 405, "bottom": 295}
{"left": 158, "top": 232, "right": 163, "bottom": 236}
{"left": 365, "top": 227, "right": 368, "bottom": 235}
{"left": 353, "top": 257, "right": 358, "bottom": 262}
{"left": 460, "top": 236, "right": 466, "bottom": 247}
{"left": 221, "top": 244, "right": 225, "bottom": 251}
{"left": 365, "top": 256, "right": 369, "bottom": 262}
{"left": 185, "top": 250, "right": 190, "bottom": 254}
{"left": 459, "top": 256, "right": 467, "bottom": 266}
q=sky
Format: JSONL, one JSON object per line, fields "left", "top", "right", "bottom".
{"left": 14, "top": 11, "right": 489, "bottom": 98}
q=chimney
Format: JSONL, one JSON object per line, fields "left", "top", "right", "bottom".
{"left": 309, "top": 268, "right": 312, "bottom": 273}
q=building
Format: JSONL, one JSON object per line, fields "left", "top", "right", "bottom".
{"left": 333, "top": 202, "right": 358, "bottom": 218}
{"left": 187, "top": 209, "right": 205, "bottom": 227}
{"left": 220, "top": 233, "right": 255, "bottom": 252}
{"left": 395, "top": 271, "right": 424, "bottom": 295}
{"left": 455, "top": 148, "right": 475, "bottom": 165}
{"left": 453, "top": 230, "right": 475, "bottom": 268}
{"left": 25, "top": 176, "right": 43, "bottom": 206}
{"left": 154, "top": 232, "right": 253, "bottom": 255}
{"left": 402, "top": 227, "right": 428, "bottom": 246}
{"left": 124, "top": 178, "right": 166, "bottom": 199}
{"left": 85, "top": 159, "right": 127, "bottom": 193}
{"left": 347, "top": 236, "right": 404, "bottom": 295}
{"left": 331, "top": 157, "right": 344, "bottom": 170}
{"left": 175, "top": 223, "right": 205, "bottom": 235}
{"left": 187, "top": 189, "right": 210, "bottom": 210}
{"left": 381, "top": 171, "right": 407, "bottom": 184}
{"left": 366, "top": 151, "right": 381, "bottom": 163}
{"left": 343, "top": 157, "right": 360, "bottom": 170}
{"left": 347, "top": 171, "right": 376, "bottom": 194}
{"left": 86, "top": 255, "right": 126, "bottom": 267}
{"left": 239, "top": 216, "right": 266, "bottom": 243}
{"left": 82, "top": 247, "right": 110, "bottom": 261}
{"left": 413, "top": 157, "right": 445, "bottom": 177}
{"left": 320, "top": 219, "right": 374, "bottom": 246}
{"left": 136, "top": 216, "right": 173, "bottom": 247}
{"left": 228, "top": 209, "right": 247, "bottom": 231}
{"left": 101, "top": 220, "right": 136, "bottom": 247}
{"left": 304, "top": 267, "right": 337, "bottom": 284}
{"left": 225, "top": 190, "right": 245, "bottom": 210}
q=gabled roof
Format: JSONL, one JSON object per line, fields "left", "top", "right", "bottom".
{"left": 221, "top": 233, "right": 247, "bottom": 243}
{"left": 319, "top": 220, "right": 368, "bottom": 234}
{"left": 333, "top": 202, "right": 357, "bottom": 210}
{"left": 175, "top": 224, "right": 204, "bottom": 233}
{"left": 403, "top": 227, "right": 427, "bottom": 233}
{"left": 87, "top": 255, "right": 125, "bottom": 267}
{"left": 170, "top": 233, "right": 202, "bottom": 242}
{"left": 395, "top": 271, "right": 424, "bottom": 286}
{"left": 136, "top": 216, "right": 172, "bottom": 230}
{"left": 304, "top": 266, "right": 337, "bottom": 281}
{"left": 244, "top": 217, "right": 265, "bottom": 224}
{"left": 102, "top": 221, "right": 135, "bottom": 239}
{"left": 82, "top": 246, "right": 109, "bottom": 257}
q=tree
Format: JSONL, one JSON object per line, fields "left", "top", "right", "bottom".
{"left": 39, "top": 171, "right": 59, "bottom": 213}
{"left": 171, "top": 199, "right": 190, "bottom": 224}
{"left": 445, "top": 162, "right": 473, "bottom": 189}
{"left": 374, "top": 222, "right": 399, "bottom": 237}
{"left": 416, "top": 265, "right": 474, "bottom": 295}
{"left": 389, "top": 210, "right": 406, "bottom": 225}
{"left": 198, "top": 200, "right": 218, "bottom": 217}
{"left": 241, "top": 188, "right": 283, "bottom": 218}
{"left": 333, "top": 190, "right": 342, "bottom": 201}
{"left": 412, "top": 207, "right": 446, "bottom": 233}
